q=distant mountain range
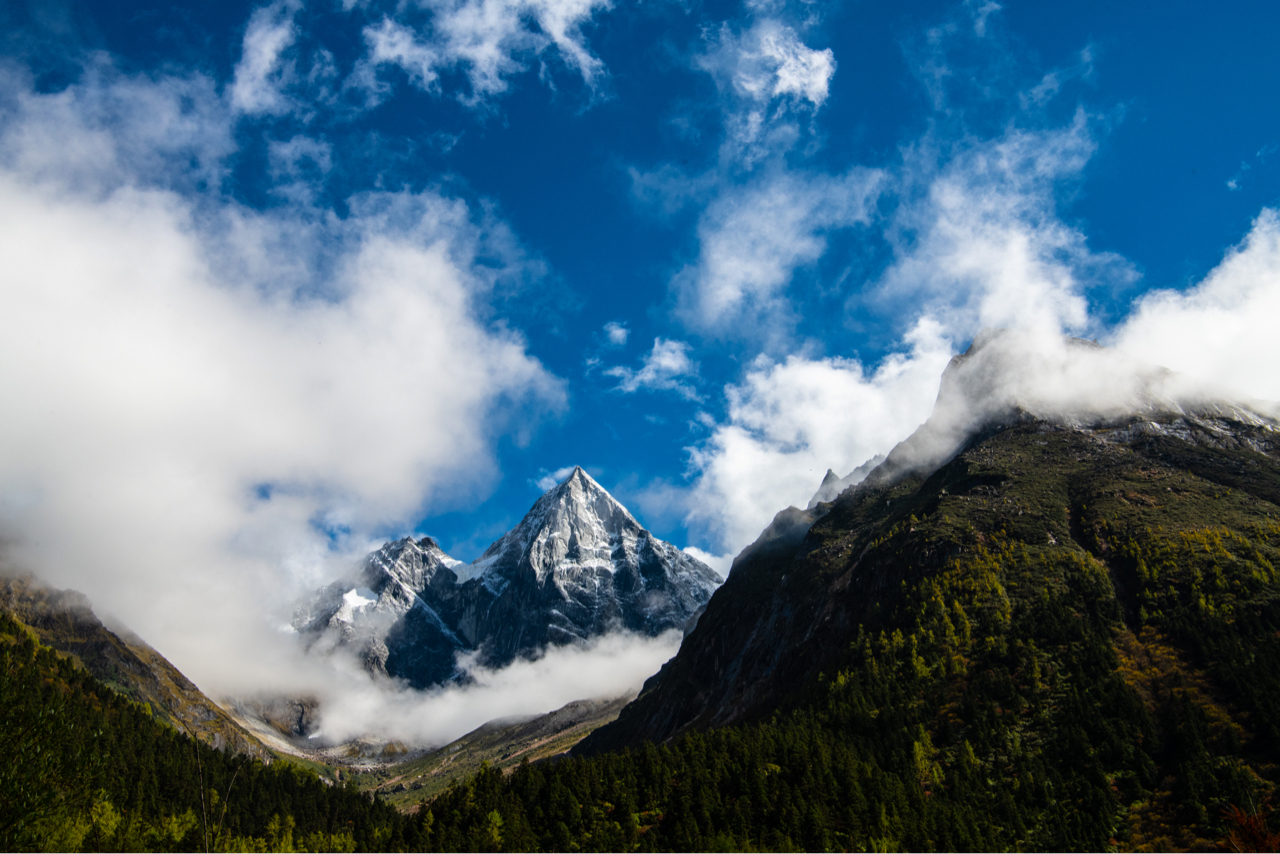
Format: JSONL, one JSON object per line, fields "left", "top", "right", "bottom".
{"left": 293, "top": 466, "right": 722, "bottom": 689}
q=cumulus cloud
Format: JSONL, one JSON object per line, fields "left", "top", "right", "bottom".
{"left": 0, "top": 62, "right": 234, "bottom": 194}
{"left": 606, "top": 338, "right": 700, "bottom": 399}
{"left": 683, "top": 320, "right": 953, "bottom": 558}
{"left": 878, "top": 112, "right": 1135, "bottom": 340}
{"left": 360, "top": 0, "right": 611, "bottom": 105}
{"left": 1116, "top": 208, "right": 1280, "bottom": 401}
{"left": 0, "top": 66, "right": 566, "bottom": 704}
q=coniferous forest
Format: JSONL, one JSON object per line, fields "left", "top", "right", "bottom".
{"left": 6, "top": 526, "right": 1280, "bottom": 851}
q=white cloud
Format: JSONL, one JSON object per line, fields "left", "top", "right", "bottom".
{"left": 603, "top": 321, "right": 629, "bottom": 346}
{"left": 672, "top": 166, "right": 884, "bottom": 340}
{"left": 360, "top": 0, "right": 611, "bottom": 105}
{"left": 0, "top": 62, "right": 234, "bottom": 194}
{"left": 534, "top": 465, "right": 577, "bottom": 491}
{"left": 878, "top": 112, "right": 1134, "bottom": 341}
{"left": 683, "top": 319, "right": 953, "bottom": 555}
{"left": 970, "top": 0, "right": 1002, "bottom": 38}
{"left": 362, "top": 18, "right": 441, "bottom": 92}
{"left": 231, "top": 0, "right": 303, "bottom": 115}
{"left": 267, "top": 134, "right": 333, "bottom": 203}
{"left": 680, "top": 112, "right": 1137, "bottom": 558}
{"left": 682, "top": 546, "right": 731, "bottom": 579}
{"left": 1116, "top": 208, "right": 1280, "bottom": 401}
{"left": 650, "top": 13, "right": 868, "bottom": 343}
{"left": 311, "top": 630, "right": 682, "bottom": 746}
{"left": 606, "top": 338, "right": 700, "bottom": 399}
{"left": 0, "top": 67, "right": 565, "bottom": 701}
{"left": 697, "top": 18, "right": 836, "bottom": 166}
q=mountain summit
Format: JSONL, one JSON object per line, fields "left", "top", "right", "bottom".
{"left": 294, "top": 467, "right": 721, "bottom": 689}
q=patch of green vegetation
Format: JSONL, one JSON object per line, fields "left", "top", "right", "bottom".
{"left": 274, "top": 751, "right": 342, "bottom": 785}
{"left": 0, "top": 608, "right": 413, "bottom": 851}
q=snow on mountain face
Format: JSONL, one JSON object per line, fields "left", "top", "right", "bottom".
{"left": 293, "top": 467, "right": 722, "bottom": 689}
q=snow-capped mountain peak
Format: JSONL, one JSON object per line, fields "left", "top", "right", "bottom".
{"left": 294, "top": 466, "right": 721, "bottom": 689}
{"left": 469, "top": 466, "right": 642, "bottom": 584}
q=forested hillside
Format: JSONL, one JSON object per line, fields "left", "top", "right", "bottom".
{"left": 415, "top": 417, "right": 1280, "bottom": 851}
{"left": 8, "top": 415, "right": 1280, "bottom": 851}
{"left": 0, "top": 576, "right": 271, "bottom": 760}
{"left": 0, "top": 609, "right": 413, "bottom": 851}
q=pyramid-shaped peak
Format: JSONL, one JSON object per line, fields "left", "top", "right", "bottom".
{"left": 466, "top": 466, "right": 643, "bottom": 581}
{"left": 537, "top": 466, "right": 636, "bottom": 526}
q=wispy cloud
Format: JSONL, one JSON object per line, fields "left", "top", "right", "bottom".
{"left": 357, "top": 0, "right": 612, "bottom": 107}
{"left": 533, "top": 465, "right": 577, "bottom": 491}
{"left": 671, "top": 166, "right": 884, "bottom": 343}
{"left": 231, "top": 0, "right": 304, "bottom": 116}
{"left": 602, "top": 321, "right": 629, "bottom": 346}
{"left": 697, "top": 17, "right": 835, "bottom": 167}
{"left": 606, "top": 338, "right": 700, "bottom": 399}
{"left": 877, "top": 111, "right": 1135, "bottom": 340}
{"left": 1225, "top": 142, "right": 1277, "bottom": 192}
{"left": 675, "top": 11, "right": 1139, "bottom": 561}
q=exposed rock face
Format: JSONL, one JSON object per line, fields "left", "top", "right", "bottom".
{"left": 294, "top": 536, "right": 468, "bottom": 687}
{"left": 807, "top": 454, "right": 885, "bottom": 509}
{"left": 294, "top": 467, "right": 721, "bottom": 689}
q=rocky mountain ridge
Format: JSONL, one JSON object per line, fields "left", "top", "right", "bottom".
{"left": 579, "top": 331, "right": 1280, "bottom": 757}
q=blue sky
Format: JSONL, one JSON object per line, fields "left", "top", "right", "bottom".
{"left": 3, "top": 0, "right": 1280, "bottom": 616}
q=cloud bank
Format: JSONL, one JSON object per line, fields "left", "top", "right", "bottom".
{"left": 311, "top": 630, "right": 682, "bottom": 746}
{"left": 1116, "top": 209, "right": 1280, "bottom": 402}
{"left": 0, "top": 64, "right": 565, "bottom": 707}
